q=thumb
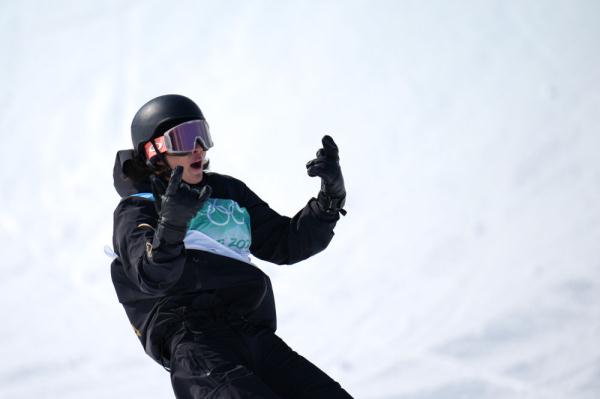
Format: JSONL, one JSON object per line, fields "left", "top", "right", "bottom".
{"left": 149, "top": 174, "right": 167, "bottom": 213}
{"left": 150, "top": 174, "right": 167, "bottom": 199}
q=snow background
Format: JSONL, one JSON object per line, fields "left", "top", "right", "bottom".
{"left": 1, "top": 0, "right": 599, "bottom": 398}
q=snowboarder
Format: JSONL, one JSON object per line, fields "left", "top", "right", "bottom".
{"left": 110, "top": 94, "right": 352, "bottom": 398}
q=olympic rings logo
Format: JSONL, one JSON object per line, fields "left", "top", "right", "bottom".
{"left": 198, "top": 199, "right": 248, "bottom": 226}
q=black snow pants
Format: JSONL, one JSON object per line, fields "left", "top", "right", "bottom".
{"left": 165, "top": 316, "right": 353, "bottom": 399}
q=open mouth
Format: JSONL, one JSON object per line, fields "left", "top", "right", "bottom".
{"left": 190, "top": 160, "right": 203, "bottom": 169}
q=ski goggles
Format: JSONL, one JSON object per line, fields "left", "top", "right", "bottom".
{"left": 144, "top": 120, "right": 213, "bottom": 159}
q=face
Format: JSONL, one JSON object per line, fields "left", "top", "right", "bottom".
{"left": 164, "top": 146, "right": 207, "bottom": 184}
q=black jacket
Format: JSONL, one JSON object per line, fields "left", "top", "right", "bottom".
{"left": 110, "top": 152, "right": 340, "bottom": 363}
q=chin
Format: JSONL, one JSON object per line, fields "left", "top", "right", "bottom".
{"left": 184, "top": 171, "right": 203, "bottom": 184}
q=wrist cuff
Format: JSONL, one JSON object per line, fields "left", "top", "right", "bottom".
{"left": 316, "top": 192, "right": 347, "bottom": 216}
{"left": 154, "top": 220, "right": 188, "bottom": 246}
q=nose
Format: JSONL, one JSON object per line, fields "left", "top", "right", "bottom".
{"left": 193, "top": 138, "right": 207, "bottom": 154}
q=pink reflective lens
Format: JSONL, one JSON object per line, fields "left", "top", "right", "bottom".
{"left": 163, "top": 120, "right": 213, "bottom": 153}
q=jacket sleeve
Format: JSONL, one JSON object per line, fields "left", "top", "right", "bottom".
{"left": 243, "top": 183, "right": 340, "bottom": 265}
{"left": 112, "top": 197, "right": 187, "bottom": 295}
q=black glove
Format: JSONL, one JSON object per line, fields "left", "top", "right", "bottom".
{"left": 150, "top": 166, "right": 212, "bottom": 247}
{"left": 306, "top": 135, "right": 347, "bottom": 216}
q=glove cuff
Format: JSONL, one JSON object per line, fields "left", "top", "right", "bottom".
{"left": 316, "top": 191, "right": 347, "bottom": 216}
{"left": 153, "top": 219, "right": 188, "bottom": 246}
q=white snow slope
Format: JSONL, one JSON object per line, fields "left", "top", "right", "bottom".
{"left": 1, "top": 1, "right": 599, "bottom": 398}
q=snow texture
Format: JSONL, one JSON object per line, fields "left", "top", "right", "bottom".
{"left": 1, "top": 0, "right": 599, "bottom": 398}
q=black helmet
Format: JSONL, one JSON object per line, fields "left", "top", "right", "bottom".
{"left": 131, "top": 94, "right": 205, "bottom": 157}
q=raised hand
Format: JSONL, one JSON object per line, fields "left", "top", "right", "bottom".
{"left": 306, "top": 135, "right": 346, "bottom": 215}
{"left": 150, "top": 166, "right": 212, "bottom": 245}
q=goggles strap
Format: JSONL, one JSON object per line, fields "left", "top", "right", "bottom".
{"left": 146, "top": 138, "right": 172, "bottom": 174}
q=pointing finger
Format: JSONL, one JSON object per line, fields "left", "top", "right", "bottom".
{"left": 166, "top": 166, "right": 184, "bottom": 196}
{"left": 321, "top": 135, "right": 339, "bottom": 159}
